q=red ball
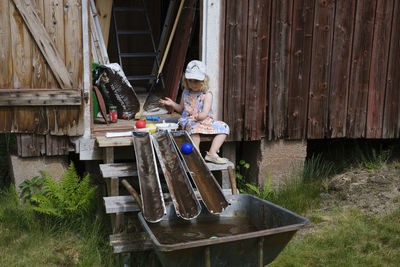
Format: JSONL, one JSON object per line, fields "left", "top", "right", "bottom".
{"left": 135, "top": 119, "right": 146, "bottom": 129}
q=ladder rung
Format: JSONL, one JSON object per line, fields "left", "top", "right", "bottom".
{"left": 126, "top": 75, "right": 156, "bottom": 81}
{"left": 120, "top": 52, "right": 157, "bottom": 58}
{"left": 117, "top": 30, "right": 151, "bottom": 35}
{"left": 113, "top": 7, "right": 145, "bottom": 12}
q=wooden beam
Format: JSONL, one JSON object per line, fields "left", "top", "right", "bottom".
{"left": 0, "top": 89, "right": 81, "bottom": 106}
{"left": 12, "top": 0, "right": 73, "bottom": 89}
{"left": 94, "top": 0, "right": 113, "bottom": 49}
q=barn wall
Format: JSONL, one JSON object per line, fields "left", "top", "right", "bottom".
{"left": 0, "top": 0, "right": 85, "bottom": 136}
{"left": 223, "top": 0, "right": 400, "bottom": 141}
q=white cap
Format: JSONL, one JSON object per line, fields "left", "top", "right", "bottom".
{"left": 184, "top": 60, "right": 206, "bottom": 80}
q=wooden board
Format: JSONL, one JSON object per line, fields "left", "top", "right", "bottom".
{"left": 223, "top": 0, "right": 248, "bottom": 141}
{"left": 244, "top": 0, "right": 271, "bottom": 140}
{"left": 12, "top": 0, "right": 73, "bottom": 89}
{"left": 382, "top": 0, "right": 400, "bottom": 138}
{"left": 64, "top": 0, "right": 83, "bottom": 88}
{"left": 307, "top": 0, "right": 335, "bottom": 139}
{"left": 287, "top": 0, "right": 314, "bottom": 139}
{"left": 10, "top": 1, "right": 32, "bottom": 88}
{"left": 32, "top": 0, "right": 47, "bottom": 88}
{"left": 366, "top": 0, "right": 394, "bottom": 138}
{"left": 268, "top": 0, "right": 293, "bottom": 140}
{"left": 43, "top": 0, "right": 64, "bottom": 88}
{"left": 0, "top": 89, "right": 81, "bottom": 106}
{"left": 328, "top": 0, "right": 356, "bottom": 138}
{"left": 0, "top": 0, "right": 12, "bottom": 88}
{"left": 94, "top": 0, "right": 112, "bottom": 48}
{"left": 163, "top": 0, "right": 197, "bottom": 104}
{"left": 99, "top": 162, "right": 138, "bottom": 178}
{"left": 347, "top": 0, "right": 376, "bottom": 138}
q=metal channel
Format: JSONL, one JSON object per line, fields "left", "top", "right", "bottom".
{"left": 151, "top": 131, "right": 201, "bottom": 220}
{"left": 132, "top": 132, "right": 166, "bottom": 223}
{"left": 171, "top": 131, "right": 229, "bottom": 214}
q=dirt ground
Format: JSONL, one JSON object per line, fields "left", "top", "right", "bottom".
{"left": 320, "top": 162, "right": 400, "bottom": 216}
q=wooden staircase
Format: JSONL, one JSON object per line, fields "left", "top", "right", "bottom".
{"left": 96, "top": 135, "right": 235, "bottom": 254}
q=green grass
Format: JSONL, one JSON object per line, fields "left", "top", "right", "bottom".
{"left": 270, "top": 207, "right": 400, "bottom": 267}
{"left": 0, "top": 185, "right": 119, "bottom": 267}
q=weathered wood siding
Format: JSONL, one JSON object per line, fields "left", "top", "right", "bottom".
{"left": 223, "top": 0, "right": 400, "bottom": 141}
{"left": 0, "top": 0, "right": 85, "bottom": 136}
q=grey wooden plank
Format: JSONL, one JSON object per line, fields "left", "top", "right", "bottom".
{"left": 100, "top": 162, "right": 138, "bottom": 178}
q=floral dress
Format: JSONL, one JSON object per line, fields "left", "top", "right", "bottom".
{"left": 178, "top": 90, "right": 230, "bottom": 135}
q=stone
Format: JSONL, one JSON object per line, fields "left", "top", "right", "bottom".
{"left": 9, "top": 154, "right": 68, "bottom": 194}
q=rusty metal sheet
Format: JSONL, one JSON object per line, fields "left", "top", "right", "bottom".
{"left": 170, "top": 131, "right": 229, "bottom": 214}
{"left": 151, "top": 130, "right": 201, "bottom": 220}
{"left": 132, "top": 132, "right": 166, "bottom": 223}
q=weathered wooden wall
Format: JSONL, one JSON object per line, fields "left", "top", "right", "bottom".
{"left": 0, "top": 0, "right": 86, "bottom": 156}
{"left": 223, "top": 0, "right": 400, "bottom": 141}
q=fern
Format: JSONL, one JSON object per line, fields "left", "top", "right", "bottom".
{"left": 30, "top": 162, "right": 97, "bottom": 222}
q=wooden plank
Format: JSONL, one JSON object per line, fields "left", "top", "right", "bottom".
{"left": 163, "top": 0, "right": 197, "bottom": 104}
{"left": 244, "top": 0, "right": 271, "bottom": 140}
{"left": 64, "top": 0, "right": 83, "bottom": 88}
{"left": 45, "top": 134, "right": 75, "bottom": 156}
{"left": 0, "top": 89, "right": 81, "bottom": 106}
{"left": 32, "top": 0, "right": 47, "bottom": 88}
{"left": 109, "top": 232, "right": 153, "bottom": 253}
{"left": 16, "top": 134, "right": 45, "bottom": 157}
{"left": 12, "top": 0, "right": 73, "bottom": 89}
{"left": 100, "top": 163, "right": 138, "bottom": 178}
{"left": 268, "top": 0, "right": 293, "bottom": 140}
{"left": 47, "top": 105, "right": 84, "bottom": 136}
{"left": 43, "top": 0, "right": 64, "bottom": 88}
{"left": 383, "top": 0, "right": 400, "bottom": 138}
{"left": 104, "top": 195, "right": 140, "bottom": 213}
{"left": 328, "top": 0, "right": 356, "bottom": 138}
{"left": 347, "top": 0, "right": 376, "bottom": 138}
{"left": 223, "top": 0, "right": 248, "bottom": 141}
{"left": 99, "top": 161, "right": 233, "bottom": 179}
{"left": 10, "top": 0, "right": 32, "bottom": 88}
{"left": 287, "top": 0, "right": 315, "bottom": 139}
{"left": 0, "top": 0, "right": 12, "bottom": 88}
{"left": 94, "top": 0, "right": 112, "bottom": 49}
{"left": 13, "top": 106, "right": 48, "bottom": 133}
{"left": 104, "top": 189, "right": 233, "bottom": 214}
{"left": 307, "top": 0, "right": 335, "bottom": 138}
{"left": 366, "top": 0, "right": 394, "bottom": 138}
{"left": 96, "top": 136, "right": 133, "bottom": 147}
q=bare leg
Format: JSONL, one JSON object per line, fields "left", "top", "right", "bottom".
{"left": 191, "top": 134, "right": 200, "bottom": 150}
{"left": 209, "top": 134, "right": 227, "bottom": 155}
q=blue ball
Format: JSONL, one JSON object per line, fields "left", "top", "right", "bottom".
{"left": 181, "top": 142, "right": 193, "bottom": 154}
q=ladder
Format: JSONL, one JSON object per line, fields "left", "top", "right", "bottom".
{"left": 112, "top": 0, "right": 160, "bottom": 91}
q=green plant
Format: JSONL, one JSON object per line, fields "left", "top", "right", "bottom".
{"left": 243, "top": 173, "right": 275, "bottom": 199}
{"left": 302, "top": 154, "right": 335, "bottom": 181}
{"left": 235, "top": 159, "right": 250, "bottom": 191}
{"left": 30, "top": 162, "right": 97, "bottom": 222}
{"left": 18, "top": 176, "right": 46, "bottom": 203}
{"left": 359, "top": 148, "right": 391, "bottom": 171}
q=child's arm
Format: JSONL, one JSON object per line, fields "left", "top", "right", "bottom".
{"left": 159, "top": 97, "right": 184, "bottom": 113}
{"left": 195, "top": 92, "right": 212, "bottom": 121}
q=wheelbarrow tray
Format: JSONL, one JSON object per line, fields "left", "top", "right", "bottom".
{"left": 138, "top": 194, "right": 309, "bottom": 267}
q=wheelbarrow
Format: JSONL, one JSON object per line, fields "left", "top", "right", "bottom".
{"left": 138, "top": 193, "right": 310, "bottom": 267}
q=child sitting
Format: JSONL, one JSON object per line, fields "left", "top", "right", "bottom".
{"left": 159, "top": 60, "right": 229, "bottom": 164}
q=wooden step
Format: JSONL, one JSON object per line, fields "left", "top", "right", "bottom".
{"left": 110, "top": 232, "right": 153, "bottom": 253}
{"left": 104, "top": 189, "right": 233, "bottom": 214}
{"left": 104, "top": 195, "right": 141, "bottom": 213}
{"left": 100, "top": 162, "right": 137, "bottom": 178}
{"left": 100, "top": 160, "right": 234, "bottom": 179}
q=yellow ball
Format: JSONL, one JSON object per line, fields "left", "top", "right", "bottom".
{"left": 147, "top": 123, "right": 156, "bottom": 134}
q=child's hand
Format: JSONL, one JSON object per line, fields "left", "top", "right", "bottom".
{"left": 159, "top": 97, "right": 175, "bottom": 107}
{"left": 194, "top": 112, "right": 207, "bottom": 121}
